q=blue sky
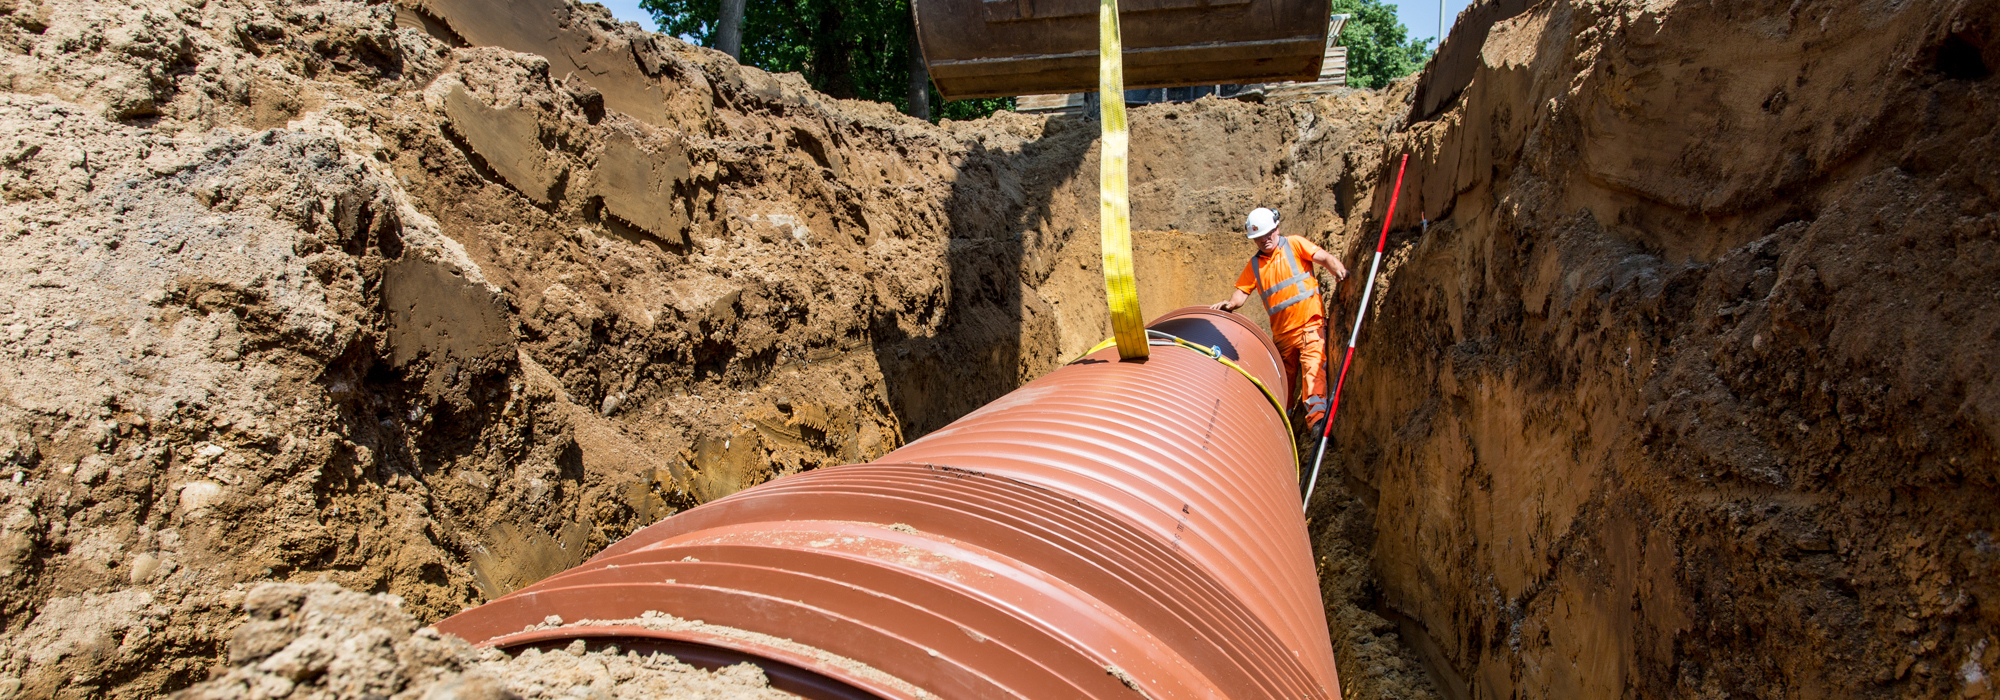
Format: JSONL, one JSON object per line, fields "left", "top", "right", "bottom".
{"left": 1383, "top": 0, "right": 1471, "bottom": 47}
{"left": 588, "top": 0, "right": 1467, "bottom": 47}
{"left": 593, "top": 0, "right": 660, "bottom": 32}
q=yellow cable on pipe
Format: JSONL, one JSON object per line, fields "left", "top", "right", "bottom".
{"left": 1071, "top": 333, "right": 1301, "bottom": 473}
{"left": 1098, "top": 0, "right": 1147, "bottom": 360}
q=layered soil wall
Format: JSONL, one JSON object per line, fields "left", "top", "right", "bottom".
{"left": 1325, "top": 0, "right": 2000, "bottom": 697}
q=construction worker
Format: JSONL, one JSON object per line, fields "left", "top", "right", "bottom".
{"left": 1209, "top": 208, "right": 1347, "bottom": 434}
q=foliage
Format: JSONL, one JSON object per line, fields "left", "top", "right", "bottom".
{"left": 640, "top": 0, "right": 1013, "bottom": 120}
{"left": 1331, "top": 0, "right": 1433, "bottom": 89}
{"left": 935, "top": 97, "right": 1015, "bottom": 121}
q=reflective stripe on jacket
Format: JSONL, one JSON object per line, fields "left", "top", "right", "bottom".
{"left": 1237, "top": 236, "right": 1324, "bottom": 337}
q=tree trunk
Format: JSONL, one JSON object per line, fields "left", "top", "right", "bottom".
{"left": 716, "top": 0, "right": 747, "bottom": 60}
{"left": 906, "top": 4, "right": 931, "bottom": 120}
{"left": 808, "top": 4, "right": 857, "bottom": 98}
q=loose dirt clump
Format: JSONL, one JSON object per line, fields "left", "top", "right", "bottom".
{"left": 1310, "top": 473, "right": 1450, "bottom": 700}
{"left": 171, "top": 582, "right": 789, "bottom": 700}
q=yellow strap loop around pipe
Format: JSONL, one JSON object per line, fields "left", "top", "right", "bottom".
{"left": 1071, "top": 334, "right": 1300, "bottom": 473}
{"left": 1099, "top": 0, "right": 1147, "bottom": 360}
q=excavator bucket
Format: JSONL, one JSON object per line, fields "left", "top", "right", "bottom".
{"left": 915, "top": 0, "right": 1332, "bottom": 100}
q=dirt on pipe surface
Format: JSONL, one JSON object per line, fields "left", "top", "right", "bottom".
{"left": 0, "top": 0, "right": 1989, "bottom": 697}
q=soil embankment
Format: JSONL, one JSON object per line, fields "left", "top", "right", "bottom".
{"left": 1322, "top": 0, "right": 2000, "bottom": 697}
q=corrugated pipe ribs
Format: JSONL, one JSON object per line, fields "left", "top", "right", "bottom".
{"left": 436, "top": 307, "right": 1340, "bottom": 699}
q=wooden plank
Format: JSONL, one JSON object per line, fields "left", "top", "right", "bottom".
{"left": 1319, "top": 47, "right": 1347, "bottom": 83}
{"left": 1014, "top": 93, "right": 1084, "bottom": 112}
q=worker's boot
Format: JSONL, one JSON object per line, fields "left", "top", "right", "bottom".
{"left": 1303, "top": 395, "right": 1328, "bottom": 437}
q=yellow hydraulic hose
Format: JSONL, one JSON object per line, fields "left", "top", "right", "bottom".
{"left": 1099, "top": 0, "right": 1147, "bottom": 360}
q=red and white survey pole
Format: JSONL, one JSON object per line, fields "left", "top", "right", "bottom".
{"left": 1303, "top": 153, "right": 1409, "bottom": 511}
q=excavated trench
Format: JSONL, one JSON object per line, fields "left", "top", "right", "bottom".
{"left": 0, "top": 0, "right": 1994, "bottom": 698}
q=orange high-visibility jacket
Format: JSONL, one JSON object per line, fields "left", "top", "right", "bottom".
{"left": 1234, "top": 235, "right": 1327, "bottom": 338}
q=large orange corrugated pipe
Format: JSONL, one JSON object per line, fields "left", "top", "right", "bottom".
{"left": 435, "top": 307, "right": 1340, "bottom": 699}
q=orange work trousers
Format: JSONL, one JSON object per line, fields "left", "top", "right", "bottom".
{"left": 1274, "top": 320, "right": 1328, "bottom": 421}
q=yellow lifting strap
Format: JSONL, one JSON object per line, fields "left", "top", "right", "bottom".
{"left": 1098, "top": 0, "right": 1147, "bottom": 360}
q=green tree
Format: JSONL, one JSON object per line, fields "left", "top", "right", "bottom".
{"left": 640, "top": 0, "right": 1012, "bottom": 121}
{"left": 1332, "top": 0, "right": 1433, "bottom": 89}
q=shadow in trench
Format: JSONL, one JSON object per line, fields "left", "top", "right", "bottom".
{"left": 870, "top": 114, "right": 1097, "bottom": 442}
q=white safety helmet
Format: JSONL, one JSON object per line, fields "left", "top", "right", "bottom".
{"left": 1245, "top": 207, "right": 1279, "bottom": 238}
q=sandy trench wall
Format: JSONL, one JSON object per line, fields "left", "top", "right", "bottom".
{"left": 0, "top": 0, "right": 1395, "bottom": 696}
{"left": 1325, "top": 0, "right": 2000, "bottom": 697}
{"left": 15, "top": 0, "right": 1993, "bottom": 697}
